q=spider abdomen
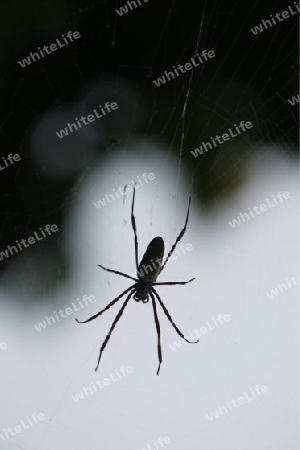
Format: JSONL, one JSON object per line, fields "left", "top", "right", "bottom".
{"left": 137, "top": 236, "right": 164, "bottom": 282}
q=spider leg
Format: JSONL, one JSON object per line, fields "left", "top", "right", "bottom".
{"left": 160, "top": 196, "right": 191, "bottom": 273}
{"left": 131, "top": 185, "right": 139, "bottom": 270}
{"left": 98, "top": 265, "right": 138, "bottom": 281}
{"left": 150, "top": 292, "right": 162, "bottom": 376}
{"left": 153, "top": 289, "right": 199, "bottom": 344}
{"left": 75, "top": 285, "right": 135, "bottom": 324}
{"left": 95, "top": 290, "right": 133, "bottom": 371}
{"left": 153, "top": 278, "right": 195, "bottom": 286}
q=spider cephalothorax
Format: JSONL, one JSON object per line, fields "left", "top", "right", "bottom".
{"left": 76, "top": 187, "right": 198, "bottom": 375}
{"left": 133, "top": 280, "right": 153, "bottom": 303}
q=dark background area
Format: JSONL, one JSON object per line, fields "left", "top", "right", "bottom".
{"left": 0, "top": 0, "right": 298, "bottom": 279}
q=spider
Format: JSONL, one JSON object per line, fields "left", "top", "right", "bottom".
{"left": 75, "top": 187, "right": 198, "bottom": 375}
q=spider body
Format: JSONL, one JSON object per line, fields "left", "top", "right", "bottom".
{"left": 134, "top": 236, "right": 164, "bottom": 302}
{"left": 76, "top": 188, "right": 198, "bottom": 375}
{"left": 137, "top": 236, "right": 164, "bottom": 283}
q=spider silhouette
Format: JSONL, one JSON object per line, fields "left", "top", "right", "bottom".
{"left": 76, "top": 187, "right": 198, "bottom": 375}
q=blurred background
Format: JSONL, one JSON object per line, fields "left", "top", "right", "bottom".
{"left": 0, "top": 0, "right": 298, "bottom": 449}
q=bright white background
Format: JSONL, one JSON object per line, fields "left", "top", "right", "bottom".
{"left": 0, "top": 140, "right": 298, "bottom": 450}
